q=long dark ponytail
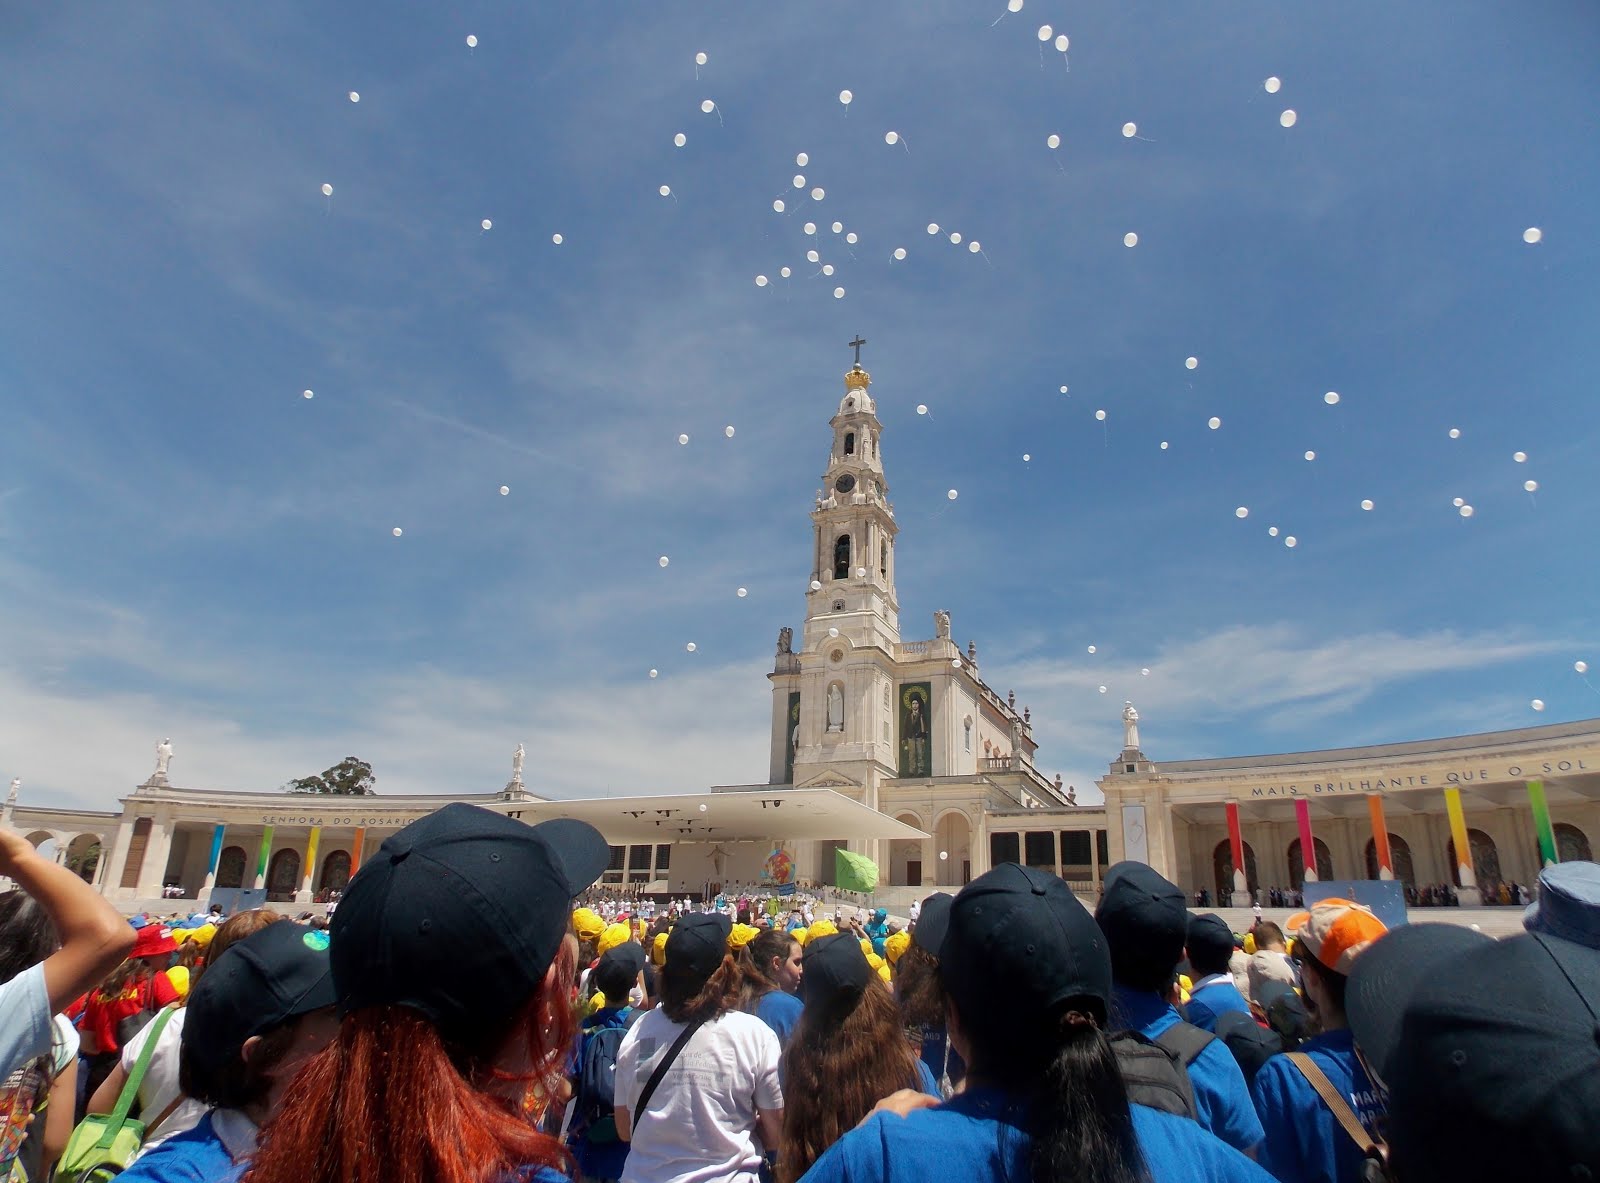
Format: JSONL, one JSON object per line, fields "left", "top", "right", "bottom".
{"left": 1028, "top": 1009, "right": 1146, "bottom": 1183}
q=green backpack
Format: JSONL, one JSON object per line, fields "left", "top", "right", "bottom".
{"left": 56, "top": 1005, "right": 181, "bottom": 1183}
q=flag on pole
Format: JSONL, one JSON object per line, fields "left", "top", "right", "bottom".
{"left": 835, "top": 848, "right": 880, "bottom": 893}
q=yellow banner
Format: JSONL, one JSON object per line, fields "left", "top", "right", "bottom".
{"left": 1443, "top": 787, "right": 1475, "bottom": 887}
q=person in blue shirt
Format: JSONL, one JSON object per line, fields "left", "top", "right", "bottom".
{"left": 1250, "top": 899, "right": 1389, "bottom": 1183}
{"left": 797, "top": 864, "right": 1273, "bottom": 1183}
{"left": 1186, "top": 914, "right": 1254, "bottom": 1033}
{"left": 567, "top": 942, "right": 646, "bottom": 1182}
{"left": 862, "top": 908, "right": 891, "bottom": 959}
{"left": 1096, "top": 862, "right": 1265, "bottom": 1155}
{"left": 746, "top": 928, "right": 805, "bottom": 1048}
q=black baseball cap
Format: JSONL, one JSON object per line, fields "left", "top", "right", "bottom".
{"left": 184, "top": 920, "right": 337, "bottom": 1082}
{"left": 1095, "top": 862, "right": 1187, "bottom": 987}
{"left": 594, "top": 942, "right": 646, "bottom": 1001}
{"left": 1186, "top": 913, "right": 1237, "bottom": 970}
{"left": 800, "top": 933, "right": 871, "bottom": 1017}
{"left": 664, "top": 912, "right": 732, "bottom": 983}
{"left": 911, "top": 893, "right": 953, "bottom": 956}
{"left": 1212, "top": 1010, "right": 1280, "bottom": 1083}
{"left": 1356, "top": 931, "right": 1600, "bottom": 1182}
{"left": 330, "top": 803, "right": 609, "bottom": 1043}
{"left": 940, "top": 863, "right": 1111, "bottom": 1029}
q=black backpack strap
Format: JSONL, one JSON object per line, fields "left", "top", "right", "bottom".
{"left": 633, "top": 1018, "right": 706, "bottom": 1119}
{"left": 1153, "top": 1020, "right": 1216, "bottom": 1066}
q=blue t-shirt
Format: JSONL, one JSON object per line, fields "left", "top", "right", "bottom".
{"left": 1111, "top": 987, "right": 1265, "bottom": 1153}
{"left": 114, "top": 1113, "right": 243, "bottom": 1183}
{"left": 570, "top": 1008, "right": 635, "bottom": 1180}
{"left": 914, "top": 1059, "right": 940, "bottom": 1097}
{"left": 916, "top": 1025, "right": 966, "bottom": 1090}
{"left": 796, "top": 1086, "right": 1275, "bottom": 1183}
{"left": 1251, "top": 1029, "right": 1386, "bottom": 1183}
{"left": 1187, "top": 979, "right": 1254, "bottom": 1033}
{"left": 754, "top": 989, "right": 804, "bottom": 1049}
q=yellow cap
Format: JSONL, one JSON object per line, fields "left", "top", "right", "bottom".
{"left": 1243, "top": 933, "right": 1257, "bottom": 955}
{"left": 885, "top": 930, "right": 911, "bottom": 965}
{"left": 807, "top": 919, "right": 838, "bottom": 942}
{"left": 165, "top": 965, "right": 190, "bottom": 998}
{"left": 729, "top": 923, "right": 761, "bottom": 950}
{"left": 598, "top": 923, "right": 632, "bottom": 956}
{"left": 651, "top": 931, "right": 669, "bottom": 966}
{"left": 572, "top": 908, "right": 606, "bottom": 942}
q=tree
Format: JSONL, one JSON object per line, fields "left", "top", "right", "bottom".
{"left": 286, "top": 757, "right": 377, "bottom": 796}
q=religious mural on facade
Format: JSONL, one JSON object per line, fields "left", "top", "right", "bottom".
{"left": 784, "top": 691, "right": 800, "bottom": 784}
{"left": 899, "top": 682, "right": 932, "bottom": 777}
{"left": 762, "top": 844, "right": 795, "bottom": 886}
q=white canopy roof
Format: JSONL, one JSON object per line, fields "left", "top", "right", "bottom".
{"left": 517, "top": 788, "right": 927, "bottom": 845}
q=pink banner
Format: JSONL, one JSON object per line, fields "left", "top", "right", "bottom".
{"left": 1295, "top": 798, "right": 1318, "bottom": 882}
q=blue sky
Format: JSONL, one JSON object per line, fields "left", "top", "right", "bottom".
{"left": 3, "top": 2, "right": 1597, "bottom": 811}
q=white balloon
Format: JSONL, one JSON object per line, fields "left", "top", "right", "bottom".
{"left": 811, "top": 580, "right": 822, "bottom": 590}
{"left": 701, "top": 99, "right": 715, "bottom": 113}
{"left": 1268, "top": 526, "right": 1279, "bottom": 537}
{"left": 678, "top": 433, "right": 690, "bottom": 445}
{"left": 465, "top": 34, "right": 478, "bottom": 47}
{"left": 649, "top": 669, "right": 658, "bottom": 678}
{"left": 1459, "top": 505, "right": 1475, "bottom": 518}
{"left": 1448, "top": 427, "right": 1460, "bottom": 438}
{"left": 481, "top": 218, "right": 493, "bottom": 230}
{"left": 796, "top": 152, "right": 809, "bottom": 166}
{"left": 773, "top": 199, "right": 785, "bottom": 212}
{"left": 1123, "top": 232, "right": 1138, "bottom": 247}
{"left": 1285, "top": 536, "right": 1298, "bottom": 548}
{"left": 1008, "top": 0, "right": 1023, "bottom": 10}
{"left": 1159, "top": 441, "right": 1169, "bottom": 450}
{"left": 811, "top": 187, "right": 825, "bottom": 201}
{"left": 806, "top": 250, "right": 820, "bottom": 263}
{"left": 833, "top": 287, "right": 845, "bottom": 298}
{"left": 947, "top": 489, "right": 958, "bottom": 500}
{"left": 1361, "top": 499, "right": 1374, "bottom": 511}
{"left": 1531, "top": 699, "right": 1545, "bottom": 711}
{"left": 1098, "top": 685, "right": 1108, "bottom": 694}
{"left": 737, "top": 587, "right": 748, "bottom": 597}
{"left": 392, "top": 527, "right": 403, "bottom": 537}
{"left": 1235, "top": 507, "right": 1249, "bottom": 519}
{"left": 916, "top": 404, "right": 928, "bottom": 415}
{"left": 1185, "top": 356, "right": 1198, "bottom": 369}
{"left": 725, "top": 425, "right": 736, "bottom": 437}
{"left": 793, "top": 174, "right": 806, "bottom": 188}
{"left": 1208, "top": 416, "right": 1221, "bottom": 430}
{"left": 886, "top": 131, "right": 899, "bottom": 144}
{"left": 1059, "top": 385, "right": 1069, "bottom": 394}
{"left": 659, "top": 556, "right": 670, "bottom": 568}
{"left": 302, "top": 389, "right": 313, "bottom": 399}
{"left": 939, "top": 849, "right": 950, "bottom": 861}
{"left": 1038, "top": 24, "right": 1053, "bottom": 40}
{"left": 552, "top": 233, "right": 563, "bottom": 244}
{"left": 829, "top": 626, "right": 840, "bottom": 638}
{"left": 1023, "top": 453, "right": 1031, "bottom": 462}
{"left": 660, "top": 185, "right": 672, "bottom": 197}
{"left": 1280, "top": 109, "right": 1297, "bottom": 127}
{"left": 1304, "top": 450, "right": 1317, "bottom": 461}
{"left": 348, "top": 91, "right": 360, "bottom": 103}
{"left": 927, "top": 223, "right": 940, "bottom": 235}
{"left": 804, "top": 222, "right": 817, "bottom": 235}
{"left": 1453, "top": 497, "right": 1464, "bottom": 507}
{"left": 839, "top": 90, "right": 853, "bottom": 105}
{"left": 1265, "top": 77, "right": 1281, "bottom": 93}
{"left": 1524, "top": 479, "right": 1538, "bottom": 492}
{"left": 1095, "top": 409, "right": 1107, "bottom": 421}
{"left": 780, "top": 266, "right": 791, "bottom": 277}
{"left": 894, "top": 247, "right": 907, "bottom": 260}
{"left": 1523, "top": 227, "right": 1542, "bottom": 244}
{"left": 499, "top": 485, "right": 510, "bottom": 496}
{"left": 1047, "top": 133, "right": 1061, "bottom": 149}
{"left": 1141, "top": 668, "right": 1151, "bottom": 676}
{"left": 847, "top": 232, "right": 858, "bottom": 244}
{"left": 949, "top": 231, "right": 962, "bottom": 244}
{"left": 755, "top": 275, "right": 768, "bottom": 287}
{"left": 831, "top": 221, "right": 843, "bottom": 233}
{"left": 1576, "top": 661, "right": 1589, "bottom": 674}
{"left": 321, "top": 183, "right": 333, "bottom": 196}
{"left": 968, "top": 241, "right": 981, "bottom": 253}
{"left": 1087, "top": 645, "right": 1096, "bottom": 654}
{"left": 1513, "top": 450, "right": 1528, "bottom": 462}
{"left": 822, "top": 264, "right": 835, "bottom": 276}
{"left": 1324, "top": 391, "right": 1340, "bottom": 405}
{"left": 674, "top": 132, "right": 687, "bottom": 147}
{"left": 686, "top": 642, "right": 697, "bottom": 652}
{"left": 1055, "top": 34, "right": 1069, "bottom": 51}
{"left": 695, "top": 51, "right": 708, "bottom": 66}
{"left": 1122, "top": 122, "right": 1137, "bottom": 137}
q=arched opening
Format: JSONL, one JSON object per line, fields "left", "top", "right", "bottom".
{"left": 65, "top": 834, "right": 102, "bottom": 883}
{"left": 1212, "top": 839, "right": 1258, "bottom": 903}
{"left": 1446, "top": 829, "right": 1501, "bottom": 894}
{"left": 933, "top": 811, "right": 972, "bottom": 886}
{"left": 1287, "top": 837, "right": 1335, "bottom": 889}
{"left": 1554, "top": 822, "right": 1592, "bottom": 864}
{"left": 879, "top": 541, "right": 888, "bottom": 578}
{"left": 843, "top": 431, "right": 856, "bottom": 457}
{"left": 318, "top": 850, "right": 352, "bottom": 895}
{"left": 215, "top": 845, "right": 246, "bottom": 889}
{"left": 266, "top": 849, "right": 301, "bottom": 902}
{"left": 24, "top": 831, "right": 59, "bottom": 864}
{"left": 888, "top": 814, "right": 924, "bottom": 887}
{"left": 833, "top": 534, "right": 851, "bottom": 579}
{"left": 1364, "top": 834, "right": 1415, "bottom": 885}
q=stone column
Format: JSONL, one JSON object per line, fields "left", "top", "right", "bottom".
{"left": 1090, "top": 827, "right": 1102, "bottom": 896}
{"left": 134, "top": 818, "right": 174, "bottom": 900}
{"left": 100, "top": 818, "right": 137, "bottom": 899}
{"left": 920, "top": 829, "right": 936, "bottom": 888}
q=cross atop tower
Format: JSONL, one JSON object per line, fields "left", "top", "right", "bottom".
{"left": 849, "top": 335, "right": 867, "bottom": 366}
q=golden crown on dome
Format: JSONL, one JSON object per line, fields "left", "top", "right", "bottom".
{"left": 845, "top": 364, "right": 871, "bottom": 390}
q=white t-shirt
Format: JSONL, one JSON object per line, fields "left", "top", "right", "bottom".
{"left": 0, "top": 965, "right": 51, "bottom": 1081}
{"left": 615, "top": 1009, "right": 782, "bottom": 1183}
{"left": 119, "top": 1007, "right": 210, "bottom": 1150}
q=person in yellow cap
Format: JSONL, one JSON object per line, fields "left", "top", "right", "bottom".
{"left": 884, "top": 929, "right": 911, "bottom": 968}
{"left": 1251, "top": 898, "right": 1389, "bottom": 1183}
{"left": 572, "top": 906, "right": 605, "bottom": 953}
{"left": 651, "top": 930, "right": 669, "bottom": 967}
{"left": 728, "top": 922, "right": 761, "bottom": 953}
{"left": 806, "top": 918, "right": 838, "bottom": 943}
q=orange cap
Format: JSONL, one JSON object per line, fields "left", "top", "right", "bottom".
{"left": 1289, "top": 898, "right": 1387, "bottom": 975}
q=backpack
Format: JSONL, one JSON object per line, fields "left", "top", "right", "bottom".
{"left": 57, "top": 1006, "right": 182, "bottom": 1183}
{"left": 572, "top": 1017, "right": 635, "bottom": 1144}
{"left": 1109, "top": 1022, "right": 1215, "bottom": 1119}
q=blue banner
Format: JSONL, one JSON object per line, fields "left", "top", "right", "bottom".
{"left": 777, "top": 883, "right": 797, "bottom": 897}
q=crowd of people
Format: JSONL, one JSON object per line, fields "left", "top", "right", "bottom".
{"left": 3, "top": 809, "right": 1598, "bottom": 1183}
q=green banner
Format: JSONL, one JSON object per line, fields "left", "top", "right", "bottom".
{"left": 256, "top": 825, "right": 275, "bottom": 882}
{"left": 1527, "top": 779, "right": 1558, "bottom": 867}
{"left": 835, "top": 847, "right": 880, "bottom": 893}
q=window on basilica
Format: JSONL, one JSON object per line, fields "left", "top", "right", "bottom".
{"left": 844, "top": 432, "right": 855, "bottom": 456}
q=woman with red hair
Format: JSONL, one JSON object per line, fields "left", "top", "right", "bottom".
{"left": 244, "top": 804, "right": 611, "bottom": 1183}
